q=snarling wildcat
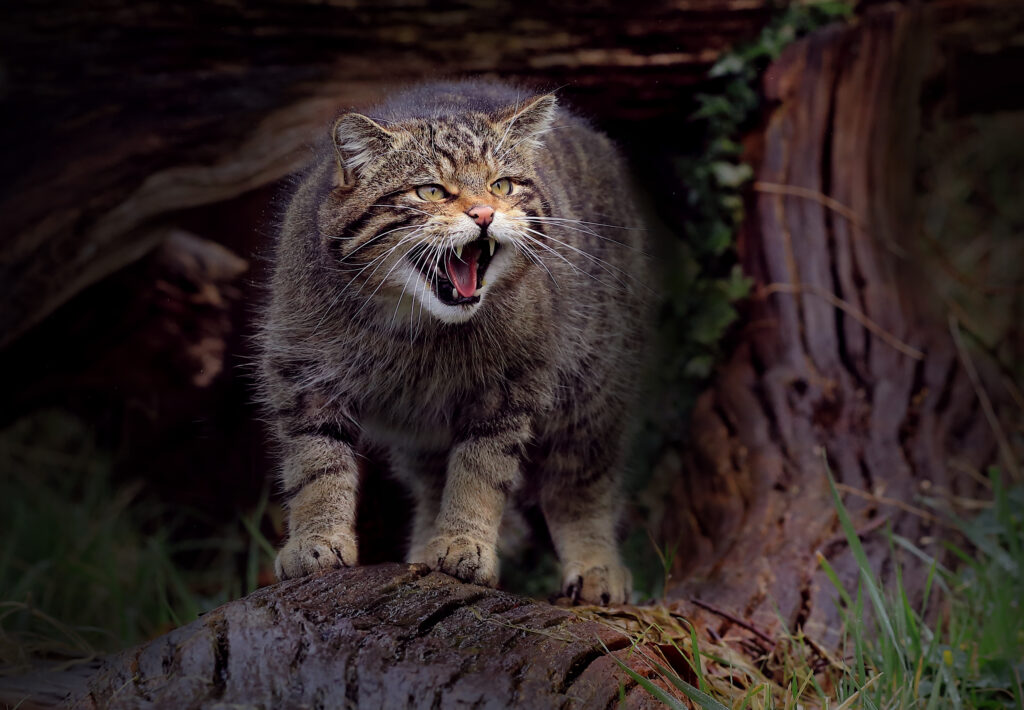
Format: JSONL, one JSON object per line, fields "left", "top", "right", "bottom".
{"left": 259, "top": 80, "right": 650, "bottom": 604}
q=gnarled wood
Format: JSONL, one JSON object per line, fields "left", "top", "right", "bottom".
{"left": 0, "top": 565, "right": 663, "bottom": 709}
{"left": 664, "top": 0, "right": 1022, "bottom": 651}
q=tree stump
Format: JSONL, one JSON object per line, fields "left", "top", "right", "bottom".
{"left": 663, "top": 0, "right": 1022, "bottom": 652}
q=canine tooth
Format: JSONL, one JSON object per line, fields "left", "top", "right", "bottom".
{"left": 455, "top": 244, "right": 463, "bottom": 259}
{"left": 451, "top": 287, "right": 458, "bottom": 300}
{"left": 488, "top": 238, "right": 496, "bottom": 256}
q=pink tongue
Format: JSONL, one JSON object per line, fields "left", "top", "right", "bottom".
{"left": 446, "top": 244, "right": 480, "bottom": 298}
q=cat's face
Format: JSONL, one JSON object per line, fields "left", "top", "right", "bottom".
{"left": 321, "top": 94, "right": 556, "bottom": 326}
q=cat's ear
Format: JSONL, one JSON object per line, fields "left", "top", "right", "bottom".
{"left": 332, "top": 113, "right": 395, "bottom": 186}
{"left": 494, "top": 94, "right": 557, "bottom": 154}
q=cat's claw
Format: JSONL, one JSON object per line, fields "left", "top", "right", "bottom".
{"left": 275, "top": 531, "right": 358, "bottom": 580}
{"left": 426, "top": 534, "right": 498, "bottom": 587}
{"left": 561, "top": 562, "right": 632, "bottom": 605}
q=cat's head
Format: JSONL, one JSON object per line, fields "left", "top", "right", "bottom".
{"left": 319, "top": 92, "right": 557, "bottom": 326}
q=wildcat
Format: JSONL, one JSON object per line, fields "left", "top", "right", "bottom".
{"left": 259, "top": 80, "right": 649, "bottom": 604}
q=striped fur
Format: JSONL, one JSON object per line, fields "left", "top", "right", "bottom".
{"left": 259, "top": 80, "right": 649, "bottom": 604}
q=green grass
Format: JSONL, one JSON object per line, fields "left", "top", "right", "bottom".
{"left": 597, "top": 464, "right": 1024, "bottom": 709}
{"left": 0, "top": 410, "right": 277, "bottom": 670}
{"left": 822, "top": 462, "right": 1024, "bottom": 709}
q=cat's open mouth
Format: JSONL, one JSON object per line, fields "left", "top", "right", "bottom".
{"left": 411, "top": 237, "right": 499, "bottom": 306}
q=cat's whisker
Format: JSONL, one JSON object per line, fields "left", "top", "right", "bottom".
{"left": 503, "top": 231, "right": 563, "bottom": 291}
{"left": 520, "top": 219, "right": 632, "bottom": 251}
{"left": 510, "top": 229, "right": 612, "bottom": 291}
{"left": 503, "top": 232, "right": 543, "bottom": 271}
{"left": 312, "top": 288, "right": 347, "bottom": 335}
{"left": 496, "top": 124, "right": 567, "bottom": 161}
{"left": 517, "top": 225, "right": 637, "bottom": 291}
{"left": 368, "top": 204, "right": 436, "bottom": 218}
{"left": 335, "top": 224, "right": 427, "bottom": 273}
{"left": 390, "top": 244, "right": 427, "bottom": 333}
{"left": 519, "top": 215, "right": 641, "bottom": 231}
{"left": 353, "top": 240, "right": 425, "bottom": 318}
{"left": 341, "top": 230, "right": 425, "bottom": 289}
{"left": 389, "top": 240, "right": 424, "bottom": 321}
{"left": 519, "top": 231, "right": 637, "bottom": 295}
{"left": 335, "top": 231, "right": 427, "bottom": 308}
{"left": 491, "top": 93, "right": 523, "bottom": 156}
{"left": 514, "top": 226, "right": 618, "bottom": 282}
{"left": 417, "top": 243, "right": 445, "bottom": 335}
{"left": 406, "top": 241, "right": 441, "bottom": 336}
{"left": 518, "top": 217, "right": 651, "bottom": 255}
{"left": 313, "top": 232, "right": 427, "bottom": 334}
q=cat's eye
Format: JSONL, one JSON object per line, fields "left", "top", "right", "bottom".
{"left": 490, "top": 178, "right": 514, "bottom": 197}
{"left": 416, "top": 185, "right": 448, "bottom": 201}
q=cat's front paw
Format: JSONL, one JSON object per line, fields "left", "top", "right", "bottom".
{"left": 561, "top": 562, "right": 632, "bottom": 605}
{"left": 275, "top": 531, "right": 358, "bottom": 580}
{"left": 425, "top": 534, "right": 498, "bottom": 587}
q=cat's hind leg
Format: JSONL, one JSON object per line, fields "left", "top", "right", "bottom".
{"left": 538, "top": 431, "right": 632, "bottom": 605}
{"left": 389, "top": 447, "right": 447, "bottom": 564}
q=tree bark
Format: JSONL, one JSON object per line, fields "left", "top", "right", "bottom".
{"left": 663, "top": 0, "right": 1022, "bottom": 652}
{"left": 0, "top": 565, "right": 665, "bottom": 709}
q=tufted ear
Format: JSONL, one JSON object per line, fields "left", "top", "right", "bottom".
{"left": 494, "top": 94, "right": 558, "bottom": 154}
{"left": 332, "top": 113, "right": 396, "bottom": 186}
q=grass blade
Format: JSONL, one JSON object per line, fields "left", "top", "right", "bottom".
{"left": 823, "top": 452, "right": 905, "bottom": 669}
{"left": 601, "top": 643, "right": 689, "bottom": 710}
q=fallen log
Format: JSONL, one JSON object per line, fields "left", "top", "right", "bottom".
{"left": 0, "top": 565, "right": 664, "bottom": 709}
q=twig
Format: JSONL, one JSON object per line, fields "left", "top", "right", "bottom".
{"left": 949, "top": 314, "right": 1021, "bottom": 482}
{"left": 834, "top": 483, "right": 942, "bottom": 524}
{"left": 688, "top": 598, "right": 776, "bottom": 647}
{"left": 834, "top": 673, "right": 883, "bottom": 710}
{"left": 860, "top": 515, "right": 890, "bottom": 536}
{"left": 753, "top": 181, "right": 862, "bottom": 230}
{"left": 801, "top": 633, "right": 846, "bottom": 674}
{"left": 948, "top": 458, "right": 993, "bottom": 490}
{"left": 465, "top": 606, "right": 579, "bottom": 643}
{"left": 758, "top": 282, "right": 925, "bottom": 360}
{"left": 753, "top": 181, "right": 909, "bottom": 258}
{"left": 1002, "top": 373, "right": 1024, "bottom": 413}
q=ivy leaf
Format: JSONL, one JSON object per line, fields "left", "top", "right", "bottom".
{"left": 720, "top": 265, "right": 753, "bottom": 301}
{"left": 709, "top": 54, "right": 745, "bottom": 78}
{"left": 710, "top": 161, "right": 753, "bottom": 188}
{"left": 683, "top": 355, "right": 714, "bottom": 379}
{"left": 703, "top": 221, "right": 734, "bottom": 257}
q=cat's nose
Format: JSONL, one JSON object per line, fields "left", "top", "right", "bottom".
{"left": 467, "top": 205, "right": 494, "bottom": 228}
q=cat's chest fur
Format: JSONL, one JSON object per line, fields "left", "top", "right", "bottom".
{"left": 337, "top": 318, "right": 550, "bottom": 452}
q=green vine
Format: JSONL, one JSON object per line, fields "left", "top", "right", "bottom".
{"left": 641, "top": 1, "right": 855, "bottom": 452}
